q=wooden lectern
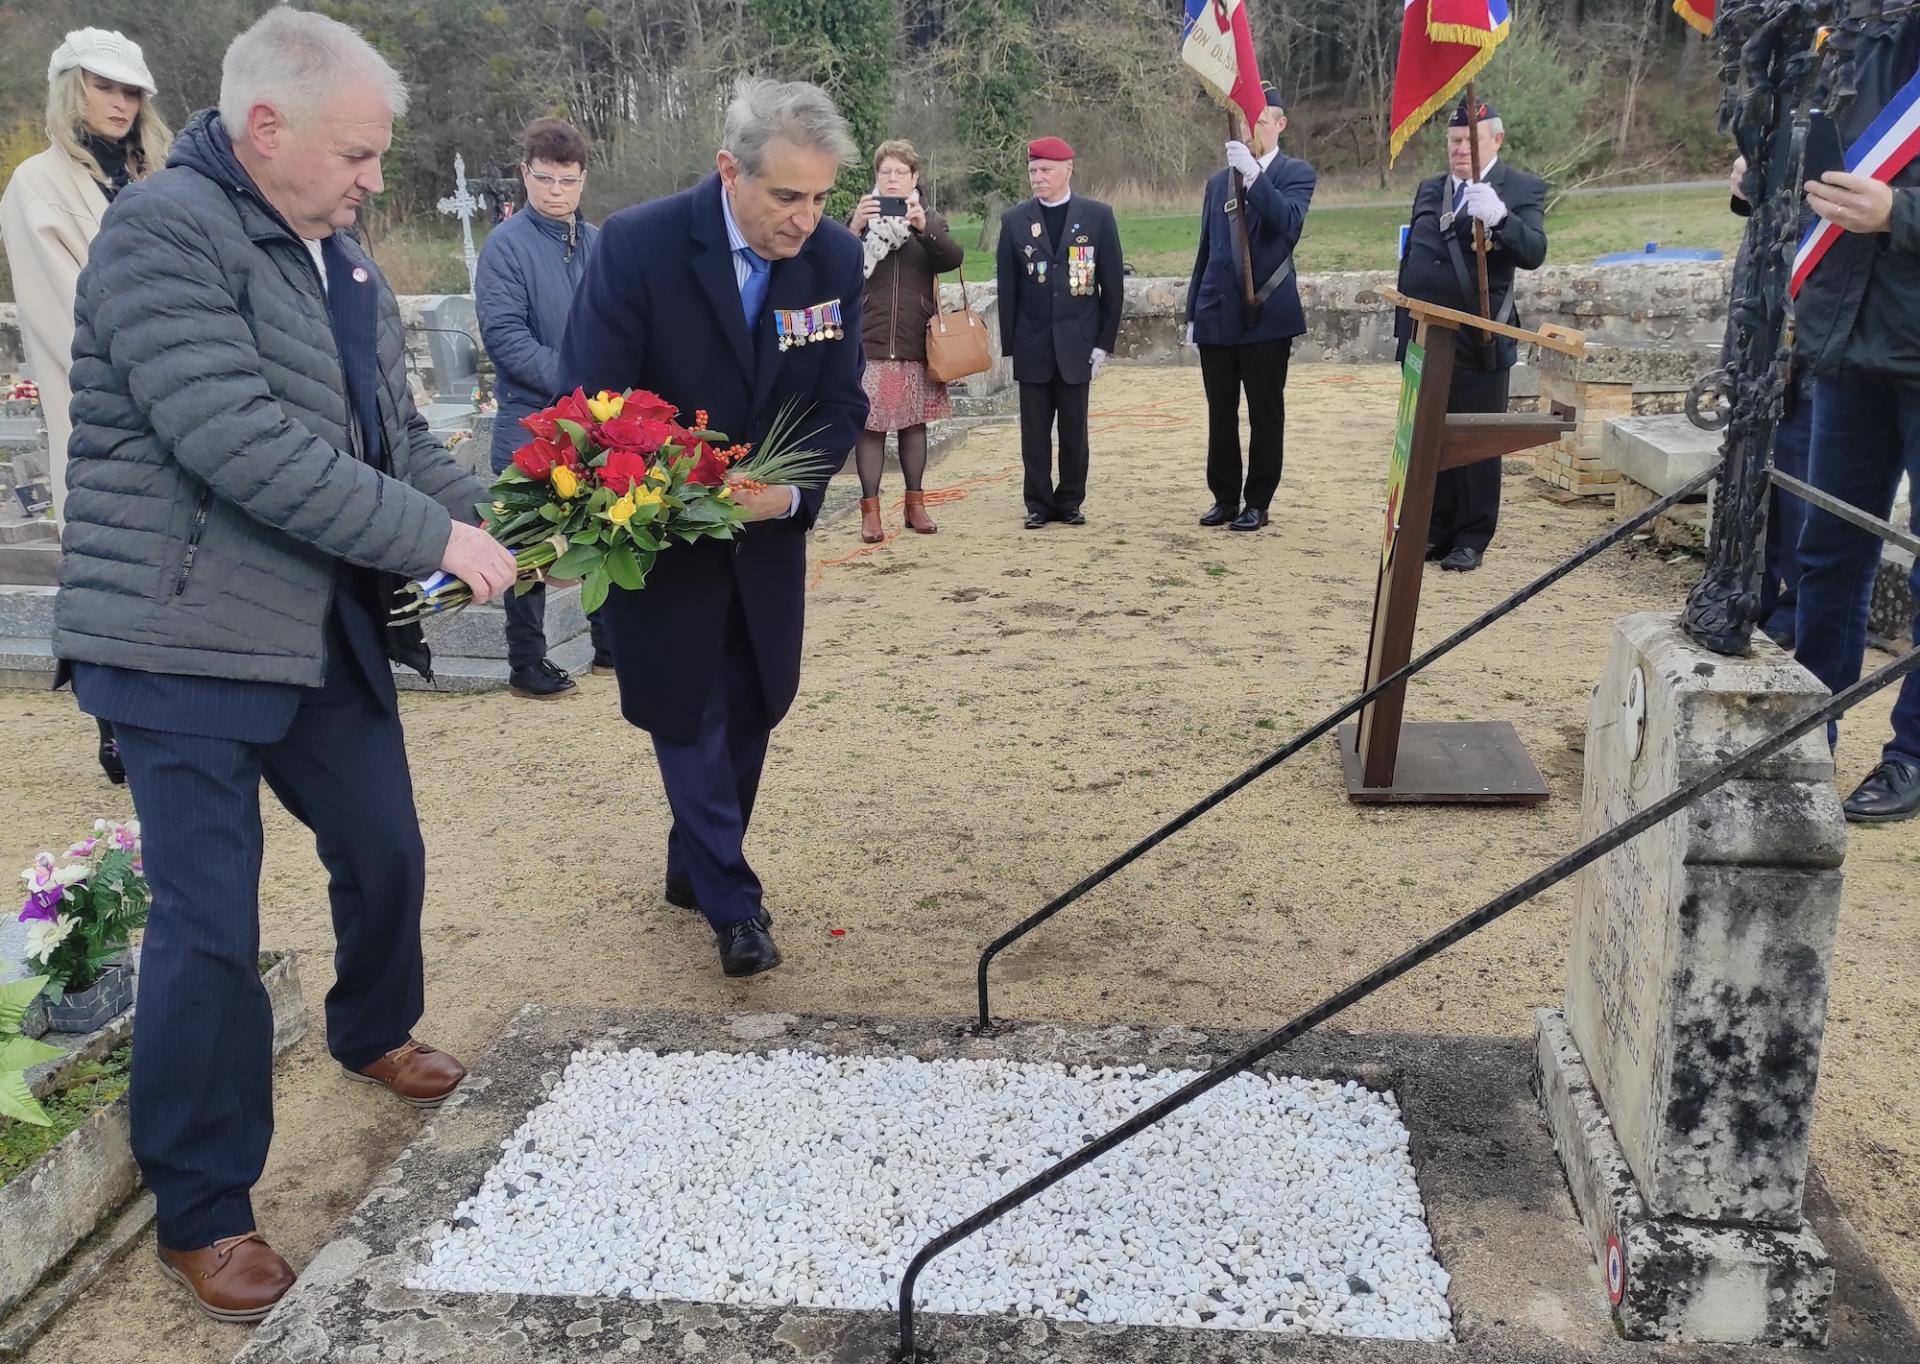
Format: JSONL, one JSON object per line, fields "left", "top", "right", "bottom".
{"left": 1337, "top": 290, "right": 1586, "bottom": 805}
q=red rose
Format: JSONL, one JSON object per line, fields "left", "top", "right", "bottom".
{"left": 512, "top": 440, "right": 557, "bottom": 480}
{"left": 598, "top": 414, "right": 684, "bottom": 456}
{"left": 552, "top": 388, "right": 595, "bottom": 427}
{"left": 553, "top": 441, "right": 581, "bottom": 470}
{"left": 686, "top": 441, "right": 730, "bottom": 487}
{"left": 598, "top": 448, "right": 651, "bottom": 495}
{"left": 622, "top": 389, "right": 679, "bottom": 424}
{"left": 519, "top": 409, "right": 559, "bottom": 442}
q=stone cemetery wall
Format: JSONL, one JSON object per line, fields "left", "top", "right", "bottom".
{"left": 0, "top": 261, "right": 1729, "bottom": 385}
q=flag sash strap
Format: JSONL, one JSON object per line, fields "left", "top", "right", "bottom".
{"left": 1791, "top": 69, "right": 1920, "bottom": 298}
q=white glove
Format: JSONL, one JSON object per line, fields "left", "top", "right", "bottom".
{"left": 1459, "top": 180, "right": 1508, "bottom": 228}
{"left": 1184, "top": 322, "right": 1196, "bottom": 347}
{"left": 1091, "top": 348, "right": 1109, "bottom": 380}
{"left": 1225, "top": 140, "right": 1261, "bottom": 183}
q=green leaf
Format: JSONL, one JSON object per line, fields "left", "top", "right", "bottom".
{"left": 0, "top": 976, "right": 50, "bottom": 1035}
{"left": 0, "top": 1033, "right": 63, "bottom": 1073}
{"left": 555, "top": 418, "right": 590, "bottom": 454}
{"left": 604, "top": 544, "right": 644, "bottom": 590}
{"left": 579, "top": 569, "right": 612, "bottom": 615}
{"left": 0, "top": 1067, "right": 54, "bottom": 1126}
{"left": 551, "top": 543, "right": 604, "bottom": 579}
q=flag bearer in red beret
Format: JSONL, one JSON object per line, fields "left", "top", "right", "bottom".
{"left": 995, "top": 136, "right": 1125, "bottom": 529}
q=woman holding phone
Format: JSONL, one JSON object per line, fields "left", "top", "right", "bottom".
{"left": 847, "top": 139, "right": 964, "bottom": 543}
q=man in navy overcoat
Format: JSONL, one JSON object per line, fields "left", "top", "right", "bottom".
{"left": 1186, "top": 86, "right": 1316, "bottom": 533}
{"left": 559, "top": 77, "right": 866, "bottom": 977}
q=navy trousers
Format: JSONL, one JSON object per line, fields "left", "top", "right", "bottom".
{"left": 1760, "top": 378, "right": 1815, "bottom": 646}
{"left": 1793, "top": 375, "right": 1920, "bottom": 768}
{"left": 1429, "top": 365, "right": 1511, "bottom": 555}
{"left": 650, "top": 602, "right": 771, "bottom": 929}
{"left": 112, "top": 641, "right": 427, "bottom": 1250}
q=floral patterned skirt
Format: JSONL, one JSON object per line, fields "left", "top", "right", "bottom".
{"left": 862, "top": 359, "right": 953, "bottom": 433}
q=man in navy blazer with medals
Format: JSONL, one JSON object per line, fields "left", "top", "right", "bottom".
{"left": 1393, "top": 99, "right": 1548, "bottom": 571}
{"left": 995, "top": 136, "right": 1125, "bottom": 529}
{"left": 1187, "top": 85, "right": 1316, "bottom": 533}
{"left": 559, "top": 78, "right": 865, "bottom": 978}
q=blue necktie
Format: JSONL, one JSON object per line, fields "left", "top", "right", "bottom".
{"left": 738, "top": 248, "right": 771, "bottom": 331}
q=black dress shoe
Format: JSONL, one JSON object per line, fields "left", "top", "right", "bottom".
{"left": 1425, "top": 543, "right": 1449, "bottom": 562}
{"left": 591, "top": 651, "right": 616, "bottom": 676}
{"left": 1843, "top": 758, "right": 1920, "bottom": 823}
{"left": 664, "top": 876, "right": 699, "bottom": 911}
{"left": 1439, "top": 546, "right": 1483, "bottom": 572}
{"left": 1199, "top": 503, "right": 1239, "bottom": 527}
{"left": 1023, "top": 511, "right": 1049, "bottom": 530}
{"left": 96, "top": 718, "right": 126, "bottom": 786}
{"left": 508, "top": 659, "right": 578, "bottom": 699}
{"left": 1059, "top": 509, "right": 1087, "bottom": 526}
{"left": 1228, "top": 507, "right": 1269, "bottom": 532}
{"left": 715, "top": 913, "right": 783, "bottom": 978}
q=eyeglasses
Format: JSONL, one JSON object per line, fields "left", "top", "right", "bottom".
{"left": 527, "top": 171, "right": 584, "bottom": 190}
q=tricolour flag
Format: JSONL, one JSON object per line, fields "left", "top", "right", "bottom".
{"left": 1388, "top": 0, "right": 1513, "bottom": 165}
{"left": 1674, "top": 0, "right": 1713, "bottom": 36}
{"left": 1182, "top": 0, "right": 1266, "bottom": 132}
{"left": 1791, "top": 66, "right": 1920, "bottom": 297}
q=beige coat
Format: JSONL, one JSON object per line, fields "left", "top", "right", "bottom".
{"left": 1, "top": 147, "right": 109, "bottom": 522}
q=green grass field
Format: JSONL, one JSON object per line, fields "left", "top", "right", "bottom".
{"left": 942, "top": 186, "right": 1740, "bottom": 281}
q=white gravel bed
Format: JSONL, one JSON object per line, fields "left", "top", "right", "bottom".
{"left": 410, "top": 1048, "right": 1453, "bottom": 1340}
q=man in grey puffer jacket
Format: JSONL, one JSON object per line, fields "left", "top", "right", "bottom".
{"left": 53, "top": 9, "right": 516, "bottom": 1321}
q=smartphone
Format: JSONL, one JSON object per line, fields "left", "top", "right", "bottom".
{"left": 877, "top": 195, "right": 909, "bottom": 218}
{"left": 1803, "top": 110, "right": 1846, "bottom": 185}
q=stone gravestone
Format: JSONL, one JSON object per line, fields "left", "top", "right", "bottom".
{"left": 1534, "top": 611, "right": 1842, "bottom": 1344}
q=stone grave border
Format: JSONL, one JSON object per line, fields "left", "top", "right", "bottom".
{"left": 235, "top": 1005, "right": 1913, "bottom": 1364}
{"left": 0, "top": 952, "right": 306, "bottom": 1356}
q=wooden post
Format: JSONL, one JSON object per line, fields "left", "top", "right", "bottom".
{"left": 1463, "top": 83, "right": 1493, "bottom": 324}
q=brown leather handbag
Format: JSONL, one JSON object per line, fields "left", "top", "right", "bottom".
{"left": 924, "top": 272, "right": 992, "bottom": 384}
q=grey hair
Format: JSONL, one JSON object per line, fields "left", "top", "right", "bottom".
{"left": 721, "top": 77, "right": 857, "bottom": 178}
{"left": 1478, "top": 117, "right": 1505, "bottom": 137}
{"left": 219, "top": 8, "right": 408, "bottom": 132}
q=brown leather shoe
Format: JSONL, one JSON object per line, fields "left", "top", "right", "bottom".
{"left": 157, "top": 1232, "right": 295, "bottom": 1323}
{"left": 903, "top": 490, "right": 937, "bottom": 535}
{"left": 858, "top": 495, "right": 885, "bottom": 544}
{"left": 345, "top": 1038, "right": 467, "bottom": 1107}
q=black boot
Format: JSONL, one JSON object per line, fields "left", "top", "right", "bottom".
{"left": 508, "top": 659, "right": 578, "bottom": 700}
{"left": 96, "top": 718, "right": 125, "bottom": 786}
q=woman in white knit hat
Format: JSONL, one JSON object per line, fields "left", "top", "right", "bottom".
{"left": 1, "top": 28, "right": 171, "bottom": 783}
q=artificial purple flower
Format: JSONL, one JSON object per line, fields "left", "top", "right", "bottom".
{"left": 17, "top": 886, "right": 62, "bottom": 922}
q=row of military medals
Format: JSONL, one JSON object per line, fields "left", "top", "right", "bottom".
{"left": 776, "top": 301, "right": 845, "bottom": 351}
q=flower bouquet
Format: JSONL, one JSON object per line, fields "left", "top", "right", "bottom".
{"left": 16, "top": 820, "right": 150, "bottom": 1004}
{"left": 394, "top": 389, "right": 831, "bottom": 620}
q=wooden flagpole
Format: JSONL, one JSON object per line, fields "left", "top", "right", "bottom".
{"left": 1227, "top": 110, "right": 1259, "bottom": 325}
{"left": 1463, "top": 81, "right": 1494, "bottom": 322}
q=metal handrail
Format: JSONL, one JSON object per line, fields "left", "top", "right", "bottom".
{"left": 900, "top": 643, "right": 1920, "bottom": 1360}
{"left": 974, "top": 464, "right": 1718, "bottom": 1033}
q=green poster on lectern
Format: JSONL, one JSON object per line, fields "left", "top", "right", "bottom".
{"left": 1381, "top": 342, "right": 1422, "bottom": 573}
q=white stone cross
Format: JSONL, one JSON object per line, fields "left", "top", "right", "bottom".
{"left": 437, "top": 152, "right": 481, "bottom": 296}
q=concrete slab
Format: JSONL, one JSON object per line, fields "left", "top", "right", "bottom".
{"left": 235, "top": 1007, "right": 1916, "bottom": 1364}
{"left": 1603, "top": 416, "right": 1721, "bottom": 498}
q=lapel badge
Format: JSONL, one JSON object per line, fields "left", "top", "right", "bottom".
{"left": 350, "top": 266, "right": 370, "bottom": 284}
{"left": 1074, "top": 234, "right": 1089, "bottom": 245}
{"left": 1030, "top": 221, "right": 1043, "bottom": 238}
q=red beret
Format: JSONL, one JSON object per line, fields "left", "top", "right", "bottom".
{"left": 1027, "top": 136, "right": 1075, "bottom": 162}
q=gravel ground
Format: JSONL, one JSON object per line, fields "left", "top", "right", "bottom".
{"left": 4, "top": 363, "right": 1913, "bottom": 1363}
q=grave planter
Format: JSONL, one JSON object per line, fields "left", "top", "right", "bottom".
{"left": 43, "top": 964, "right": 132, "bottom": 1034}
{"left": 0, "top": 951, "right": 306, "bottom": 1353}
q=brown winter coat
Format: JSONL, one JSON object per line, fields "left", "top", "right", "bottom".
{"left": 854, "top": 208, "right": 965, "bottom": 363}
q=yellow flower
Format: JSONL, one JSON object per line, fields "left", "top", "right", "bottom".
{"left": 550, "top": 465, "right": 580, "bottom": 499}
{"left": 646, "top": 462, "right": 670, "bottom": 486}
{"left": 716, "top": 484, "right": 733, "bottom": 501}
{"left": 606, "top": 493, "right": 637, "bottom": 525}
{"left": 587, "top": 390, "right": 625, "bottom": 423}
{"left": 630, "top": 483, "right": 663, "bottom": 509}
